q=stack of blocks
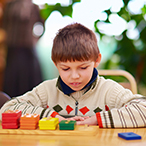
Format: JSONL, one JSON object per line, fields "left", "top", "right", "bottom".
{"left": 20, "top": 113, "right": 40, "bottom": 130}
{"left": 1, "top": 110, "right": 76, "bottom": 131}
{"left": 39, "top": 117, "right": 59, "bottom": 130}
{"left": 1, "top": 110, "right": 22, "bottom": 129}
{"left": 59, "top": 120, "right": 76, "bottom": 130}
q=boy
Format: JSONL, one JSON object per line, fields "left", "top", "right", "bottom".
{"left": 0, "top": 23, "right": 146, "bottom": 128}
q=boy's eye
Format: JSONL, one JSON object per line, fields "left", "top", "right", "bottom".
{"left": 62, "top": 68, "right": 69, "bottom": 71}
{"left": 81, "top": 66, "right": 88, "bottom": 69}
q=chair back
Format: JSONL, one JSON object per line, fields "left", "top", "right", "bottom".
{"left": 0, "top": 91, "right": 11, "bottom": 108}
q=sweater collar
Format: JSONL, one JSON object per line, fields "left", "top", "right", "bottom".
{"left": 57, "top": 68, "right": 98, "bottom": 95}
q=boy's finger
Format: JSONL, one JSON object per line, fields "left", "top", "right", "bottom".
{"left": 74, "top": 116, "right": 85, "bottom": 121}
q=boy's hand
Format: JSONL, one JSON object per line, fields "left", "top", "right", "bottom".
{"left": 66, "top": 116, "right": 89, "bottom": 121}
{"left": 76, "top": 115, "right": 98, "bottom": 125}
{"left": 55, "top": 114, "right": 66, "bottom": 122}
{"left": 55, "top": 115, "right": 89, "bottom": 122}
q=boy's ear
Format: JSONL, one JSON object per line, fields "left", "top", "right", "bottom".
{"left": 94, "top": 53, "right": 102, "bottom": 68}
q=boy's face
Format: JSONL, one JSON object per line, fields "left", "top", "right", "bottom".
{"left": 55, "top": 55, "right": 101, "bottom": 91}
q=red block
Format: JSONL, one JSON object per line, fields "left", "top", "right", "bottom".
{"left": 2, "top": 122, "right": 19, "bottom": 129}
{"left": 1, "top": 110, "right": 22, "bottom": 129}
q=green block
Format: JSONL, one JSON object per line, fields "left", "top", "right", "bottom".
{"left": 59, "top": 120, "right": 76, "bottom": 130}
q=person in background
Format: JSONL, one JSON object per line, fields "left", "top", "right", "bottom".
{"left": 2, "top": 0, "right": 44, "bottom": 97}
{"left": 0, "top": 23, "right": 146, "bottom": 128}
{"left": 0, "top": 0, "right": 7, "bottom": 91}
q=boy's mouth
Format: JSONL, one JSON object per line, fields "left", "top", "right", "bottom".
{"left": 70, "top": 82, "right": 81, "bottom": 86}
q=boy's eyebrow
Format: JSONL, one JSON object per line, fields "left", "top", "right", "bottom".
{"left": 78, "top": 63, "right": 90, "bottom": 66}
{"left": 57, "top": 64, "right": 70, "bottom": 68}
{"left": 58, "top": 63, "right": 68, "bottom": 66}
{"left": 59, "top": 64, "right": 69, "bottom": 67}
{"left": 58, "top": 61, "right": 91, "bottom": 67}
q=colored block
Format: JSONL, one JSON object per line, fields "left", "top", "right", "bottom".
{"left": 2, "top": 110, "right": 22, "bottom": 119}
{"left": 59, "top": 120, "right": 76, "bottom": 130}
{"left": 2, "top": 123, "right": 19, "bottom": 129}
{"left": 2, "top": 117, "right": 19, "bottom": 123}
{"left": 20, "top": 113, "right": 40, "bottom": 130}
{"left": 39, "top": 117, "right": 59, "bottom": 130}
{"left": 1, "top": 110, "right": 22, "bottom": 129}
{"left": 118, "top": 132, "right": 142, "bottom": 140}
{"left": 20, "top": 113, "right": 40, "bottom": 123}
{"left": 20, "top": 124, "right": 38, "bottom": 130}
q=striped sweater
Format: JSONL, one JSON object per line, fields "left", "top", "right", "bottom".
{"left": 96, "top": 98, "right": 146, "bottom": 128}
{"left": 0, "top": 75, "right": 146, "bottom": 128}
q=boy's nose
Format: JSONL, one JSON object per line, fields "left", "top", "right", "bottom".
{"left": 71, "top": 71, "right": 80, "bottom": 79}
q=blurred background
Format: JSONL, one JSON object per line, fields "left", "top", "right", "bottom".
{"left": 0, "top": 0, "right": 146, "bottom": 97}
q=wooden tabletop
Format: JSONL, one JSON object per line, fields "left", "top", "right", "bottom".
{"left": 0, "top": 124, "right": 146, "bottom": 146}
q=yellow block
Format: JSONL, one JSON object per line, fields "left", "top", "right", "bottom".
{"left": 39, "top": 117, "right": 59, "bottom": 130}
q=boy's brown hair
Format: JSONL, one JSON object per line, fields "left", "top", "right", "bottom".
{"left": 51, "top": 23, "right": 100, "bottom": 64}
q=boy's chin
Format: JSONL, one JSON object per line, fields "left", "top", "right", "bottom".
{"left": 70, "top": 87, "right": 83, "bottom": 92}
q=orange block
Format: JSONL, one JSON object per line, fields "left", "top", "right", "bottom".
{"left": 20, "top": 113, "right": 40, "bottom": 122}
{"left": 20, "top": 124, "right": 38, "bottom": 130}
{"left": 20, "top": 113, "right": 40, "bottom": 130}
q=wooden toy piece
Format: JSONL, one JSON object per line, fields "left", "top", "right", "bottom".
{"left": 118, "top": 132, "right": 142, "bottom": 140}
{"left": 2, "top": 110, "right": 22, "bottom": 118}
{"left": 20, "top": 113, "right": 40, "bottom": 123}
{"left": 20, "top": 113, "right": 40, "bottom": 130}
{"left": 1, "top": 110, "right": 22, "bottom": 129}
{"left": 59, "top": 120, "right": 76, "bottom": 130}
{"left": 39, "top": 117, "right": 59, "bottom": 130}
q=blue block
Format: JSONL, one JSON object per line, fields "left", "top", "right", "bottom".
{"left": 118, "top": 132, "right": 142, "bottom": 140}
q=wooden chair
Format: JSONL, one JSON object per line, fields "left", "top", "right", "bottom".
{"left": 0, "top": 91, "right": 11, "bottom": 108}
{"left": 98, "top": 70, "right": 137, "bottom": 94}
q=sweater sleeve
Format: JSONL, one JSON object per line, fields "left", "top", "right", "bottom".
{"left": 0, "top": 82, "right": 58, "bottom": 120}
{"left": 104, "top": 79, "right": 140, "bottom": 109}
{"left": 96, "top": 97, "right": 146, "bottom": 128}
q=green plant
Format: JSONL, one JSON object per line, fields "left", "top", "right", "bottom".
{"left": 94, "top": 0, "right": 146, "bottom": 86}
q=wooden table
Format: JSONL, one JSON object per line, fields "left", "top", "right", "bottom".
{"left": 0, "top": 123, "right": 146, "bottom": 146}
